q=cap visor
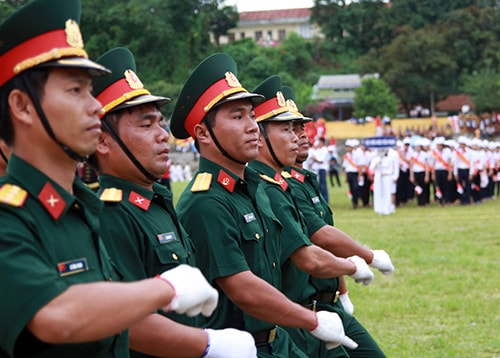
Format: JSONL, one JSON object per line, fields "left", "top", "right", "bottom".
{"left": 39, "top": 57, "right": 111, "bottom": 77}
{"left": 215, "top": 91, "right": 264, "bottom": 108}
{"left": 112, "top": 94, "right": 171, "bottom": 113}
{"left": 260, "top": 111, "right": 304, "bottom": 122}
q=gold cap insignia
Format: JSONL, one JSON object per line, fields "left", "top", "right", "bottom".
{"left": 125, "top": 69, "right": 144, "bottom": 90}
{"left": 65, "top": 19, "right": 84, "bottom": 49}
{"left": 287, "top": 99, "right": 298, "bottom": 112}
{"left": 276, "top": 91, "right": 286, "bottom": 107}
{"left": 225, "top": 72, "right": 242, "bottom": 88}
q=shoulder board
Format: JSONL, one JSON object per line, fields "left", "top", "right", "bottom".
{"left": 191, "top": 172, "right": 213, "bottom": 192}
{"left": 100, "top": 188, "right": 123, "bottom": 202}
{"left": 0, "top": 183, "right": 28, "bottom": 207}
{"left": 259, "top": 174, "right": 281, "bottom": 185}
{"left": 281, "top": 171, "right": 292, "bottom": 179}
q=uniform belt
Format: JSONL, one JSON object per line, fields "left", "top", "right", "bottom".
{"left": 252, "top": 327, "right": 277, "bottom": 344}
{"left": 302, "top": 291, "right": 340, "bottom": 310}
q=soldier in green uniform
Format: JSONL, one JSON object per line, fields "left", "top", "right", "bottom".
{"left": 0, "top": 1, "right": 218, "bottom": 356}
{"left": 281, "top": 86, "right": 394, "bottom": 357}
{"left": 90, "top": 47, "right": 256, "bottom": 358}
{"left": 248, "top": 76, "right": 389, "bottom": 357}
{"left": 171, "top": 53, "right": 357, "bottom": 357}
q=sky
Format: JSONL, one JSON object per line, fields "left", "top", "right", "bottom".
{"left": 225, "top": 0, "right": 314, "bottom": 12}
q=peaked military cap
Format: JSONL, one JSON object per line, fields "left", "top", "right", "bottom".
{"left": 93, "top": 47, "right": 170, "bottom": 117}
{"left": 253, "top": 76, "right": 302, "bottom": 123}
{"left": 281, "top": 85, "right": 312, "bottom": 123}
{"left": 170, "top": 52, "right": 264, "bottom": 139}
{"left": 0, "top": 0, "right": 110, "bottom": 88}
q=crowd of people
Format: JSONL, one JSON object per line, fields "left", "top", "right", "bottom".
{"left": 0, "top": 1, "right": 396, "bottom": 357}
{"left": 301, "top": 133, "right": 500, "bottom": 215}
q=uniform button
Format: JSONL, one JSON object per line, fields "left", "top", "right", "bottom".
{"left": 255, "top": 233, "right": 260, "bottom": 239}
{"left": 108, "top": 277, "right": 113, "bottom": 281}
{"left": 172, "top": 253, "right": 178, "bottom": 260}
{"left": 320, "top": 211, "right": 323, "bottom": 216}
{"left": 272, "top": 262, "right": 276, "bottom": 268}
{"left": 265, "top": 229, "right": 269, "bottom": 233}
{"left": 74, "top": 203, "right": 80, "bottom": 210}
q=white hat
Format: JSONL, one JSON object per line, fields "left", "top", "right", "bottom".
{"left": 345, "top": 139, "right": 354, "bottom": 147}
{"left": 457, "top": 136, "right": 468, "bottom": 144}
{"left": 434, "top": 136, "right": 446, "bottom": 145}
{"left": 403, "top": 137, "right": 411, "bottom": 145}
{"left": 351, "top": 139, "right": 360, "bottom": 146}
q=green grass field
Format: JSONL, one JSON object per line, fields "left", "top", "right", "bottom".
{"left": 171, "top": 180, "right": 500, "bottom": 357}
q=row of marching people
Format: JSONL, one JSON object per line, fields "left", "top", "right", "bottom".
{"left": 341, "top": 136, "right": 500, "bottom": 213}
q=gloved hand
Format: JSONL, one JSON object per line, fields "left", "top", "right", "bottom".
{"left": 339, "top": 291, "right": 354, "bottom": 315}
{"left": 370, "top": 250, "right": 395, "bottom": 275}
{"left": 203, "top": 328, "right": 257, "bottom": 358}
{"left": 158, "top": 264, "right": 218, "bottom": 317}
{"left": 310, "top": 311, "right": 358, "bottom": 350}
{"left": 347, "top": 255, "right": 374, "bottom": 285}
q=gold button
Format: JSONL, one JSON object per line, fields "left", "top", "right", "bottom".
{"left": 320, "top": 211, "right": 323, "bottom": 216}
{"left": 265, "top": 229, "right": 269, "bottom": 233}
{"left": 272, "top": 262, "right": 276, "bottom": 268}
{"left": 255, "top": 233, "right": 260, "bottom": 239}
{"left": 74, "top": 203, "right": 80, "bottom": 210}
{"left": 172, "top": 253, "right": 178, "bottom": 260}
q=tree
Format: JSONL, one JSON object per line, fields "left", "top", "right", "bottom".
{"left": 461, "top": 68, "right": 500, "bottom": 112}
{"left": 353, "top": 77, "right": 399, "bottom": 118}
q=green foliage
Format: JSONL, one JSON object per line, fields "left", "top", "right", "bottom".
{"left": 461, "top": 68, "right": 500, "bottom": 112}
{"left": 353, "top": 77, "right": 398, "bottom": 118}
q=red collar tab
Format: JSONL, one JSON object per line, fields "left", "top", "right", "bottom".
{"left": 217, "top": 169, "right": 236, "bottom": 193}
{"left": 128, "top": 191, "right": 151, "bottom": 211}
{"left": 185, "top": 72, "right": 247, "bottom": 138}
{"left": 38, "top": 182, "right": 66, "bottom": 220}
{"left": 274, "top": 172, "right": 288, "bottom": 191}
{"left": 255, "top": 91, "right": 287, "bottom": 122}
{"left": 290, "top": 169, "right": 305, "bottom": 183}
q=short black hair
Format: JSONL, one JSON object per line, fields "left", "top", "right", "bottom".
{"left": 0, "top": 68, "right": 49, "bottom": 145}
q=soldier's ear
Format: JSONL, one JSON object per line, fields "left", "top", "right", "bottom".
{"left": 8, "top": 89, "right": 35, "bottom": 126}
{"left": 95, "top": 131, "right": 111, "bottom": 155}
{"left": 193, "top": 123, "right": 210, "bottom": 145}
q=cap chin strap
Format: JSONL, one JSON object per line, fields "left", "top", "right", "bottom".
{"left": 258, "top": 123, "right": 284, "bottom": 168}
{"left": 101, "top": 118, "right": 160, "bottom": 183}
{"left": 21, "top": 77, "right": 88, "bottom": 163}
{"left": 0, "top": 148, "right": 8, "bottom": 165}
{"left": 205, "top": 120, "right": 246, "bottom": 165}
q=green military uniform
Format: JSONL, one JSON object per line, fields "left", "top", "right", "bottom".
{"left": 249, "top": 160, "right": 344, "bottom": 357}
{"left": 98, "top": 175, "right": 198, "bottom": 328}
{"left": 170, "top": 53, "right": 309, "bottom": 357}
{"left": 176, "top": 158, "right": 307, "bottom": 358}
{"left": 285, "top": 166, "right": 385, "bottom": 357}
{"left": 0, "top": 155, "right": 127, "bottom": 357}
{"left": 91, "top": 48, "right": 200, "bottom": 358}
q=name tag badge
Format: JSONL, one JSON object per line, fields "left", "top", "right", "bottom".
{"left": 312, "top": 196, "right": 320, "bottom": 204}
{"left": 157, "top": 232, "right": 176, "bottom": 244}
{"left": 244, "top": 213, "right": 256, "bottom": 223}
{"left": 57, "top": 258, "right": 89, "bottom": 277}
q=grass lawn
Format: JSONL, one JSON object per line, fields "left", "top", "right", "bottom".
{"left": 171, "top": 180, "right": 500, "bottom": 357}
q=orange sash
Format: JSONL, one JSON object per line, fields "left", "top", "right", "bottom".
{"left": 432, "top": 150, "right": 449, "bottom": 170}
{"left": 343, "top": 154, "right": 359, "bottom": 170}
{"left": 455, "top": 150, "right": 470, "bottom": 167}
{"left": 411, "top": 155, "right": 426, "bottom": 169}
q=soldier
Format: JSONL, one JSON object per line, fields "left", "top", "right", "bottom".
{"left": 171, "top": 53, "right": 357, "bottom": 357}
{"left": 281, "top": 85, "right": 394, "bottom": 357}
{"left": 0, "top": 1, "right": 218, "bottom": 356}
{"left": 90, "top": 47, "right": 256, "bottom": 358}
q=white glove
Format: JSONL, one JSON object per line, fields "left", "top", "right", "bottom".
{"left": 370, "top": 250, "right": 395, "bottom": 274}
{"left": 347, "top": 255, "right": 374, "bottom": 285}
{"left": 203, "top": 328, "right": 257, "bottom": 358}
{"left": 339, "top": 292, "right": 354, "bottom": 315}
{"left": 158, "top": 264, "right": 218, "bottom": 317}
{"left": 310, "top": 311, "right": 358, "bottom": 350}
